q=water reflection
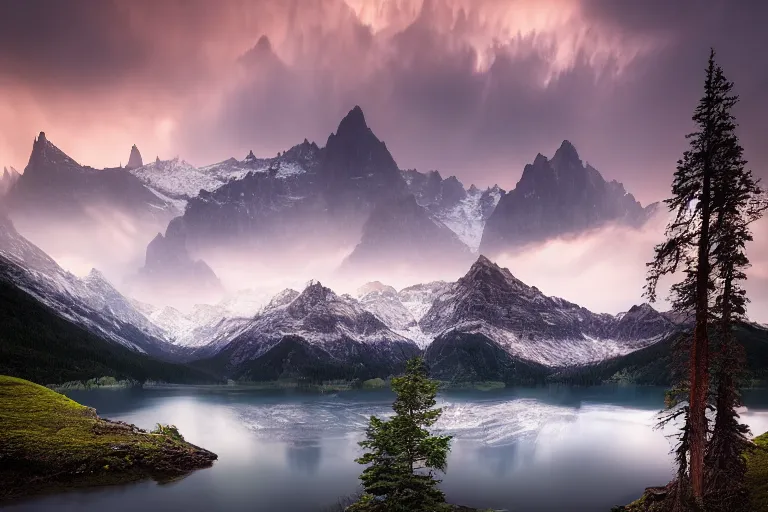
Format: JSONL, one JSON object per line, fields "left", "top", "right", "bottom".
{"left": 4, "top": 385, "right": 768, "bottom": 512}
{"left": 286, "top": 440, "right": 323, "bottom": 475}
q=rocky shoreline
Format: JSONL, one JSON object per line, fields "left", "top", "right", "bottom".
{"left": 0, "top": 376, "right": 217, "bottom": 503}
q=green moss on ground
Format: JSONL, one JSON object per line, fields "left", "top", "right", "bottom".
{"left": 616, "top": 431, "right": 768, "bottom": 511}
{"left": 0, "top": 375, "right": 217, "bottom": 503}
{"left": 745, "top": 432, "right": 768, "bottom": 510}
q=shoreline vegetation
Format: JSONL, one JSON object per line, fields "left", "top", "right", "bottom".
{"left": 47, "top": 374, "right": 768, "bottom": 394}
{"left": 46, "top": 376, "right": 515, "bottom": 393}
{"left": 0, "top": 375, "right": 217, "bottom": 504}
{"left": 614, "top": 432, "right": 768, "bottom": 511}
{"left": 6, "top": 370, "right": 768, "bottom": 510}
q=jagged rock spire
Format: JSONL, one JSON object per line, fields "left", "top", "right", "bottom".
{"left": 126, "top": 144, "right": 143, "bottom": 170}
{"left": 335, "top": 105, "right": 369, "bottom": 137}
{"left": 552, "top": 140, "right": 581, "bottom": 167}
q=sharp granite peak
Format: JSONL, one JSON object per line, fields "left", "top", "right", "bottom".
{"left": 420, "top": 254, "right": 675, "bottom": 370}
{"left": 9, "top": 108, "right": 658, "bottom": 329}
{"left": 481, "top": 139, "right": 658, "bottom": 254}
{"left": 6, "top": 131, "right": 174, "bottom": 233}
{"left": 125, "top": 144, "right": 144, "bottom": 170}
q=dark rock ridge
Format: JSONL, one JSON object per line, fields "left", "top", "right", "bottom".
{"left": 321, "top": 105, "right": 406, "bottom": 213}
{"left": 149, "top": 107, "right": 407, "bottom": 263}
{"left": 420, "top": 255, "right": 676, "bottom": 371}
{"left": 177, "top": 141, "right": 325, "bottom": 253}
{"left": 6, "top": 132, "right": 172, "bottom": 224}
{"left": 130, "top": 220, "right": 223, "bottom": 304}
{"left": 194, "top": 280, "right": 420, "bottom": 381}
{"left": 125, "top": 144, "right": 143, "bottom": 170}
{"left": 340, "top": 194, "right": 473, "bottom": 277}
{"left": 424, "top": 331, "right": 550, "bottom": 385}
{"left": 480, "top": 140, "right": 657, "bottom": 254}
{"left": 402, "top": 169, "right": 467, "bottom": 211}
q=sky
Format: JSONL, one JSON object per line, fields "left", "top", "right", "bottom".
{"left": 0, "top": 0, "right": 766, "bottom": 320}
{"left": 1, "top": 0, "right": 767, "bottom": 205}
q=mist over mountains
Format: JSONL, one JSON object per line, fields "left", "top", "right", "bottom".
{"left": 0, "top": 210, "right": 706, "bottom": 385}
{"left": 1, "top": 106, "right": 660, "bottom": 305}
{"left": 2, "top": 103, "right": 764, "bottom": 386}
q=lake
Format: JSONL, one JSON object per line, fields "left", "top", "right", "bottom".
{"left": 8, "top": 385, "right": 768, "bottom": 512}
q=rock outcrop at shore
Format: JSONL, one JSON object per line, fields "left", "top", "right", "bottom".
{"left": 0, "top": 376, "right": 217, "bottom": 503}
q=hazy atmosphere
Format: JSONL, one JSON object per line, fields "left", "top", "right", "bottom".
{"left": 3, "top": 2, "right": 768, "bottom": 512}
{"left": 1, "top": 0, "right": 767, "bottom": 198}
{"left": 1, "top": 0, "right": 766, "bottom": 320}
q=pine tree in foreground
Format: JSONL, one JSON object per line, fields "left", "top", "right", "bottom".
{"left": 703, "top": 59, "right": 767, "bottom": 510}
{"left": 349, "top": 357, "right": 452, "bottom": 512}
{"left": 645, "top": 48, "right": 737, "bottom": 507}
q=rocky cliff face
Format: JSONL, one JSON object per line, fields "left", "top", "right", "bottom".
{"left": 144, "top": 107, "right": 444, "bottom": 283}
{"left": 403, "top": 169, "right": 504, "bottom": 251}
{"left": 480, "top": 140, "right": 656, "bottom": 254}
{"left": 125, "top": 144, "right": 143, "bottom": 170}
{"left": 128, "top": 219, "right": 224, "bottom": 306}
{"left": 420, "top": 255, "right": 675, "bottom": 368}
{"left": 320, "top": 106, "right": 406, "bottom": 214}
{"left": 197, "top": 280, "right": 420, "bottom": 380}
{"left": 7, "top": 133, "right": 171, "bottom": 221}
{"left": 340, "top": 194, "right": 473, "bottom": 278}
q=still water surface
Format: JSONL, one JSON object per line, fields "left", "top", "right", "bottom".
{"left": 9, "top": 386, "right": 768, "bottom": 512}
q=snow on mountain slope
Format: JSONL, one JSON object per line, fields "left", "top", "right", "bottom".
{"left": 397, "top": 281, "right": 451, "bottom": 322}
{"left": 402, "top": 169, "right": 503, "bottom": 253}
{"left": 356, "top": 282, "right": 417, "bottom": 330}
{"left": 210, "top": 281, "right": 419, "bottom": 366}
{"left": 81, "top": 269, "right": 165, "bottom": 340}
{"left": 133, "top": 289, "right": 277, "bottom": 348}
{"left": 131, "top": 148, "right": 315, "bottom": 214}
{"left": 130, "top": 158, "right": 225, "bottom": 201}
{"left": 420, "top": 256, "right": 676, "bottom": 367}
{"left": 218, "top": 288, "right": 276, "bottom": 318}
{"left": 0, "top": 216, "right": 166, "bottom": 353}
{"left": 198, "top": 156, "right": 263, "bottom": 182}
{"left": 433, "top": 186, "right": 503, "bottom": 251}
{"left": 356, "top": 281, "right": 441, "bottom": 349}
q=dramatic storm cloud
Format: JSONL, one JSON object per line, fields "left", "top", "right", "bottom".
{"left": 0, "top": 0, "right": 766, "bottom": 319}
{"left": 1, "top": 0, "right": 767, "bottom": 203}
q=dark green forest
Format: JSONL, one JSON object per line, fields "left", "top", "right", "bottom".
{"left": 0, "top": 277, "right": 216, "bottom": 386}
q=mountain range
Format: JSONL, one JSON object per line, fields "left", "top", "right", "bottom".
{"left": 1, "top": 204, "right": 766, "bottom": 387}
{"left": 2, "top": 104, "right": 733, "bottom": 388}
{"left": 2, "top": 106, "right": 657, "bottom": 301}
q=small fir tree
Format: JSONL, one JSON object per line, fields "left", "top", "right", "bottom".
{"left": 349, "top": 357, "right": 452, "bottom": 512}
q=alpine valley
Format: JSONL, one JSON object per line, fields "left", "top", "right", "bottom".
{"left": 1, "top": 106, "right": 766, "bottom": 388}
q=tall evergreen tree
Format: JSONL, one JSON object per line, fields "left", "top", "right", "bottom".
{"left": 349, "top": 357, "right": 452, "bottom": 512}
{"left": 704, "top": 61, "right": 767, "bottom": 510}
{"left": 645, "top": 49, "right": 734, "bottom": 505}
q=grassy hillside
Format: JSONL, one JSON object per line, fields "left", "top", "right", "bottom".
{"left": 0, "top": 277, "right": 216, "bottom": 386}
{"left": 0, "top": 376, "right": 217, "bottom": 503}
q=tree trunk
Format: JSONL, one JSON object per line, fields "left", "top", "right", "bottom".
{"left": 690, "top": 159, "right": 712, "bottom": 503}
